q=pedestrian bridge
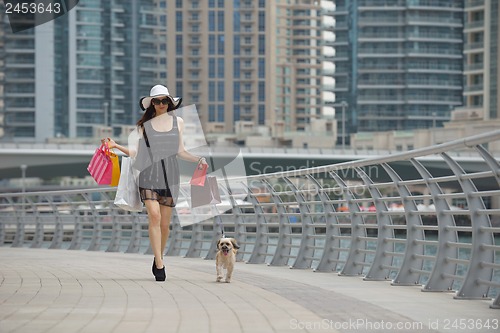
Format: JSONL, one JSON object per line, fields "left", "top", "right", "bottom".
{"left": 0, "top": 131, "right": 500, "bottom": 332}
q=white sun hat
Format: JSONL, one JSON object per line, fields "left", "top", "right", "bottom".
{"left": 139, "top": 84, "right": 182, "bottom": 111}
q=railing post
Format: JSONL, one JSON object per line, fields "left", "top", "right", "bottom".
{"left": 106, "top": 192, "right": 122, "bottom": 252}
{"left": 246, "top": 183, "right": 270, "bottom": 264}
{"left": 12, "top": 196, "right": 25, "bottom": 248}
{"left": 68, "top": 210, "right": 83, "bottom": 250}
{"left": 492, "top": 294, "right": 500, "bottom": 309}
{"left": 262, "top": 179, "right": 291, "bottom": 266}
{"left": 165, "top": 213, "right": 183, "bottom": 256}
{"left": 30, "top": 197, "right": 44, "bottom": 249}
{"left": 356, "top": 167, "right": 395, "bottom": 281}
{"left": 184, "top": 220, "right": 205, "bottom": 258}
{"left": 441, "top": 153, "right": 495, "bottom": 300}
{"left": 411, "top": 158, "right": 459, "bottom": 292}
{"left": 48, "top": 195, "right": 65, "bottom": 249}
{"left": 204, "top": 205, "right": 224, "bottom": 260}
{"left": 330, "top": 171, "right": 366, "bottom": 276}
{"left": 382, "top": 163, "right": 426, "bottom": 286}
{"left": 125, "top": 213, "right": 144, "bottom": 253}
{"left": 306, "top": 175, "right": 343, "bottom": 273}
{"left": 283, "top": 177, "right": 315, "bottom": 269}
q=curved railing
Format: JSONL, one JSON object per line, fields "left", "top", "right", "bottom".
{"left": 1, "top": 131, "right": 499, "bottom": 309}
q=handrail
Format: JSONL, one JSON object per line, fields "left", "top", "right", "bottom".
{"left": 0, "top": 130, "right": 499, "bottom": 309}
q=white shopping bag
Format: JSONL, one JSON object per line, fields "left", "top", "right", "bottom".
{"left": 114, "top": 157, "right": 143, "bottom": 212}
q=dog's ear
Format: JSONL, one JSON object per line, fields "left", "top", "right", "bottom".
{"left": 217, "top": 239, "right": 221, "bottom": 250}
{"left": 230, "top": 238, "right": 240, "bottom": 249}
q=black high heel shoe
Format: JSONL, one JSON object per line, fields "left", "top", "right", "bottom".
{"left": 155, "top": 266, "right": 166, "bottom": 282}
{"left": 152, "top": 258, "right": 166, "bottom": 282}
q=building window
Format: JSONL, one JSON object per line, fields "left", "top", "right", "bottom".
{"left": 209, "top": 81, "right": 216, "bottom": 100}
{"left": 209, "top": 35, "right": 216, "bottom": 54}
{"left": 209, "top": 105, "right": 216, "bottom": 122}
{"left": 234, "top": 82, "right": 240, "bottom": 101}
{"left": 258, "top": 11, "right": 265, "bottom": 31}
{"left": 209, "top": 58, "right": 216, "bottom": 78}
{"left": 234, "top": 105, "right": 240, "bottom": 121}
{"left": 176, "top": 11, "right": 182, "bottom": 32}
{"left": 218, "top": 58, "right": 224, "bottom": 78}
{"left": 218, "top": 105, "right": 225, "bottom": 122}
{"left": 233, "top": 35, "right": 240, "bottom": 54}
{"left": 258, "top": 58, "right": 265, "bottom": 78}
{"left": 233, "top": 12, "right": 240, "bottom": 32}
{"left": 176, "top": 82, "right": 183, "bottom": 97}
{"left": 258, "top": 82, "right": 265, "bottom": 101}
{"left": 176, "top": 58, "right": 183, "bottom": 78}
{"left": 258, "top": 35, "right": 265, "bottom": 55}
{"left": 258, "top": 105, "right": 265, "bottom": 124}
{"left": 218, "top": 35, "right": 225, "bottom": 54}
{"left": 176, "top": 35, "right": 182, "bottom": 55}
{"left": 218, "top": 11, "right": 224, "bottom": 31}
{"left": 209, "top": 11, "right": 215, "bottom": 31}
{"left": 234, "top": 59, "right": 240, "bottom": 78}
{"left": 176, "top": 0, "right": 182, "bottom": 8}
{"left": 218, "top": 81, "right": 224, "bottom": 101}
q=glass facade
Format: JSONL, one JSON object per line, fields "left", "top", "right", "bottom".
{"left": 0, "top": 0, "right": 167, "bottom": 141}
{"left": 333, "top": 0, "right": 464, "bottom": 137}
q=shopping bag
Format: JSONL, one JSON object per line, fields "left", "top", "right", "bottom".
{"left": 87, "top": 144, "right": 113, "bottom": 185}
{"left": 114, "top": 157, "right": 143, "bottom": 212}
{"left": 109, "top": 149, "right": 120, "bottom": 187}
{"left": 189, "top": 163, "right": 208, "bottom": 186}
{"left": 191, "top": 176, "right": 221, "bottom": 208}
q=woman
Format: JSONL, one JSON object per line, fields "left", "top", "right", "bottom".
{"left": 103, "top": 84, "right": 208, "bottom": 281}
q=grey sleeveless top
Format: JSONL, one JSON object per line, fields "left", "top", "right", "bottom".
{"left": 137, "top": 116, "right": 180, "bottom": 197}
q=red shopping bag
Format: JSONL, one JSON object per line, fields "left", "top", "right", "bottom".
{"left": 87, "top": 144, "right": 113, "bottom": 185}
{"left": 190, "top": 163, "right": 208, "bottom": 186}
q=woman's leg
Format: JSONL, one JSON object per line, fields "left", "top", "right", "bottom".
{"left": 159, "top": 205, "right": 173, "bottom": 255}
{"left": 145, "top": 200, "right": 163, "bottom": 269}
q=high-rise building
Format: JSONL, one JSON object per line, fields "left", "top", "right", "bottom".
{"left": 0, "top": 0, "right": 167, "bottom": 142}
{"left": 164, "top": 0, "right": 331, "bottom": 136}
{"left": 333, "top": 0, "right": 464, "bottom": 142}
{"left": 0, "top": 0, "right": 336, "bottom": 143}
{"left": 453, "top": 0, "right": 499, "bottom": 122}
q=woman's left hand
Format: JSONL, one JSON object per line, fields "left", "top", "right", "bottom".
{"left": 101, "top": 137, "right": 117, "bottom": 149}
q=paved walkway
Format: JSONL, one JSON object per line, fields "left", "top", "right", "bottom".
{"left": 0, "top": 248, "right": 498, "bottom": 333}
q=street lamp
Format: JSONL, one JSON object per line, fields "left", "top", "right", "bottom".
{"left": 20, "top": 164, "right": 27, "bottom": 218}
{"left": 20, "top": 164, "right": 27, "bottom": 194}
{"left": 432, "top": 112, "right": 437, "bottom": 145}
{"left": 340, "top": 101, "right": 348, "bottom": 151}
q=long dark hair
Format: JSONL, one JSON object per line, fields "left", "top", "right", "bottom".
{"left": 136, "top": 99, "right": 177, "bottom": 129}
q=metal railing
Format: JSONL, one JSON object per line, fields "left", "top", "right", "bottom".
{"left": 1, "top": 131, "right": 500, "bottom": 309}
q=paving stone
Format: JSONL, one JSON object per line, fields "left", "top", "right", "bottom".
{"left": 1, "top": 248, "right": 498, "bottom": 333}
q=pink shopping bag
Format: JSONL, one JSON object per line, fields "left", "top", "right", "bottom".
{"left": 87, "top": 144, "right": 113, "bottom": 185}
{"left": 189, "top": 163, "right": 208, "bottom": 186}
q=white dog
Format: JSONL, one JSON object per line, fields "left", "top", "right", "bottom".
{"left": 215, "top": 237, "right": 240, "bottom": 283}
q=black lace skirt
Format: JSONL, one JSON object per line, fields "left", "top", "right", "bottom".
{"left": 138, "top": 157, "right": 179, "bottom": 207}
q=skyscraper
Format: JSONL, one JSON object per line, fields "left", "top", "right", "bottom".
{"left": 0, "top": 0, "right": 336, "bottom": 144}
{"left": 453, "top": 0, "right": 499, "bottom": 122}
{"left": 333, "top": 0, "right": 464, "bottom": 142}
{"left": 164, "top": 0, "right": 329, "bottom": 136}
{"left": 0, "top": 0, "right": 167, "bottom": 142}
